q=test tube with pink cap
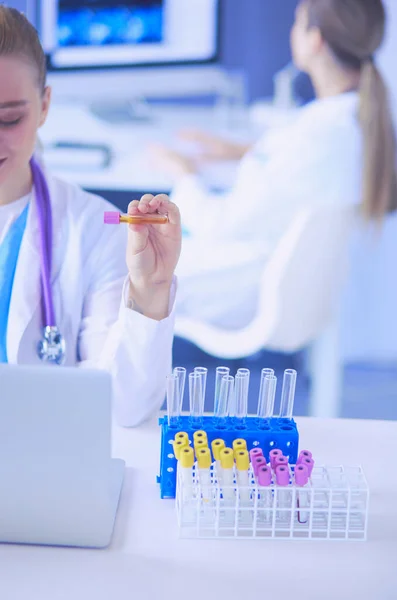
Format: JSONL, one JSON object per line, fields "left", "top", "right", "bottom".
{"left": 257, "top": 465, "right": 273, "bottom": 525}
{"left": 295, "top": 463, "right": 310, "bottom": 524}
{"left": 275, "top": 465, "right": 292, "bottom": 524}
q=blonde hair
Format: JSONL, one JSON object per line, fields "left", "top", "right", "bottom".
{"left": 305, "top": 0, "right": 397, "bottom": 220}
{"left": 0, "top": 4, "right": 46, "bottom": 92}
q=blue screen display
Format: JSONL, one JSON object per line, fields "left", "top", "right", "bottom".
{"left": 58, "top": 1, "right": 164, "bottom": 47}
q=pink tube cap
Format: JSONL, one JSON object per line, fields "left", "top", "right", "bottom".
{"left": 269, "top": 449, "right": 283, "bottom": 469}
{"left": 252, "top": 456, "right": 267, "bottom": 476}
{"left": 249, "top": 448, "right": 264, "bottom": 461}
{"left": 275, "top": 465, "right": 290, "bottom": 486}
{"left": 257, "top": 465, "right": 272, "bottom": 486}
{"left": 104, "top": 211, "right": 120, "bottom": 224}
{"left": 297, "top": 450, "right": 313, "bottom": 464}
{"left": 301, "top": 457, "right": 314, "bottom": 477}
{"left": 274, "top": 456, "right": 289, "bottom": 469}
{"left": 294, "top": 463, "right": 309, "bottom": 486}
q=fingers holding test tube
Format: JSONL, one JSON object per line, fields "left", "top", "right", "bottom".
{"left": 128, "top": 193, "right": 174, "bottom": 225}
{"left": 122, "top": 193, "right": 181, "bottom": 321}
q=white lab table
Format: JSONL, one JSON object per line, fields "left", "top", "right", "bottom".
{"left": 40, "top": 103, "right": 255, "bottom": 194}
{"left": 0, "top": 417, "right": 396, "bottom": 600}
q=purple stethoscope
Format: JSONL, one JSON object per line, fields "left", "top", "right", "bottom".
{"left": 31, "top": 157, "right": 66, "bottom": 365}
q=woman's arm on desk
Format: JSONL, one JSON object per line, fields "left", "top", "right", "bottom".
{"left": 171, "top": 128, "right": 360, "bottom": 243}
{"left": 178, "top": 129, "right": 251, "bottom": 162}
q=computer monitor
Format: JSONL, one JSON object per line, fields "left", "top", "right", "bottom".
{"left": 40, "top": 0, "right": 219, "bottom": 70}
{"left": 35, "top": 0, "right": 225, "bottom": 108}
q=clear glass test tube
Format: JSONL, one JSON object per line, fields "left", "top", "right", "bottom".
{"left": 234, "top": 369, "right": 250, "bottom": 425}
{"left": 189, "top": 371, "right": 203, "bottom": 428}
{"left": 214, "top": 366, "right": 230, "bottom": 416}
{"left": 215, "top": 374, "right": 234, "bottom": 427}
{"left": 173, "top": 366, "right": 186, "bottom": 412}
{"left": 257, "top": 372, "right": 277, "bottom": 421}
{"left": 166, "top": 373, "right": 180, "bottom": 428}
{"left": 237, "top": 368, "right": 250, "bottom": 378}
{"left": 279, "top": 369, "right": 297, "bottom": 419}
{"left": 194, "top": 367, "right": 208, "bottom": 414}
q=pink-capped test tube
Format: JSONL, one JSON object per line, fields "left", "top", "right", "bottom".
{"left": 269, "top": 449, "right": 283, "bottom": 470}
{"left": 274, "top": 455, "right": 289, "bottom": 470}
{"left": 252, "top": 456, "right": 267, "bottom": 479}
{"left": 295, "top": 463, "right": 310, "bottom": 524}
{"left": 275, "top": 465, "right": 291, "bottom": 524}
{"left": 297, "top": 450, "right": 313, "bottom": 464}
{"left": 257, "top": 465, "right": 273, "bottom": 524}
{"left": 104, "top": 211, "right": 168, "bottom": 225}
{"left": 300, "top": 456, "right": 314, "bottom": 477}
{"left": 249, "top": 448, "right": 264, "bottom": 462}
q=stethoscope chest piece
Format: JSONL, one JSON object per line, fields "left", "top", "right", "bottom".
{"left": 37, "top": 326, "right": 66, "bottom": 365}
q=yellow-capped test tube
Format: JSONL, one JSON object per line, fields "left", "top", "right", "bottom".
{"left": 173, "top": 439, "right": 188, "bottom": 461}
{"left": 220, "top": 448, "right": 235, "bottom": 504}
{"left": 220, "top": 448, "right": 234, "bottom": 469}
{"left": 235, "top": 449, "right": 250, "bottom": 505}
{"left": 233, "top": 438, "right": 247, "bottom": 457}
{"left": 211, "top": 438, "right": 225, "bottom": 483}
{"left": 174, "top": 431, "right": 189, "bottom": 445}
{"left": 193, "top": 430, "right": 208, "bottom": 444}
{"left": 211, "top": 438, "right": 225, "bottom": 460}
{"left": 197, "top": 447, "right": 212, "bottom": 503}
{"left": 197, "top": 447, "right": 212, "bottom": 469}
{"left": 236, "top": 449, "right": 249, "bottom": 471}
{"left": 179, "top": 446, "right": 195, "bottom": 502}
{"left": 180, "top": 446, "right": 194, "bottom": 469}
{"left": 194, "top": 438, "right": 208, "bottom": 456}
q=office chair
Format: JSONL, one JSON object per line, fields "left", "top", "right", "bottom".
{"left": 175, "top": 206, "right": 355, "bottom": 417}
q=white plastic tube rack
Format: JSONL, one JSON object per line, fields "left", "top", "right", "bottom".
{"left": 175, "top": 463, "right": 369, "bottom": 541}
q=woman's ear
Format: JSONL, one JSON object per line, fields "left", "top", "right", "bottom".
{"left": 309, "top": 26, "right": 325, "bottom": 56}
{"left": 39, "top": 86, "right": 52, "bottom": 127}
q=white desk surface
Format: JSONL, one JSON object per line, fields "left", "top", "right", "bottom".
{"left": 40, "top": 103, "right": 255, "bottom": 193}
{"left": 0, "top": 417, "right": 396, "bottom": 600}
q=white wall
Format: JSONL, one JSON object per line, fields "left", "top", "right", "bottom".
{"left": 341, "top": 0, "right": 397, "bottom": 363}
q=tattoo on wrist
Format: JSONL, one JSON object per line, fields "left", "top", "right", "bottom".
{"left": 127, "top": 296, "right": 144, "bottom": 315}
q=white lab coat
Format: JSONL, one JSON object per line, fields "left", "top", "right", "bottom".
{"left": 6, "top": 171, "right": 176, "bottom": 427}
{"left": 173, "top": 92, "right": 362, "bottom": 329}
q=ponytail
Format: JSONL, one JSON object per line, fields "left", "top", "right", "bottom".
{"left": 305, "top": 0, "right": 397, "bottom": 221}
{"left": 359, "top": 60, "right": 397, "bottom": 220}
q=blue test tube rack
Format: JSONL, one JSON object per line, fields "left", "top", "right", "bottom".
{"left": 157, "top": 415, "right": 299, "bottom": 499}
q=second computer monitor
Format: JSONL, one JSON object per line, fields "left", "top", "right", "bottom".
{"left": 38, "top": 0, "right": 219, "bottom": 71}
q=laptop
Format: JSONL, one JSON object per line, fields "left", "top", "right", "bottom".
{"left": 0, "top": 364, "right": 125, "bottom": 548}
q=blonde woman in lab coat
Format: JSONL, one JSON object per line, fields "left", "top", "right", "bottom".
{"left": 0, "top": 7, "right": 181, "bottom": 426}
{"left": 154, "top": 0, "right": 397, "bottom": 330}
